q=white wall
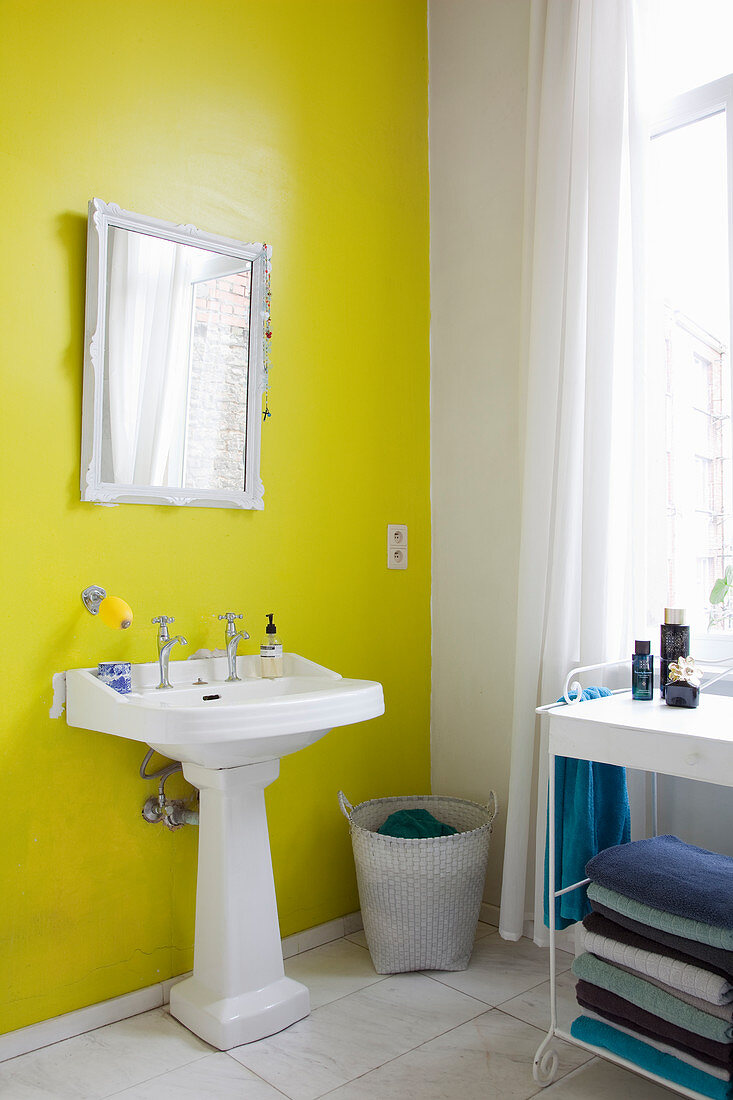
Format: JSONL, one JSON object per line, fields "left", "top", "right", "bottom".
{"left": 429, "top": 0, "right": 531, "bottom": 912}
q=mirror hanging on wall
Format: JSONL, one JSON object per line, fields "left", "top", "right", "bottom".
{"left": 81, "top": 198, "right": 270, "bottom": 509}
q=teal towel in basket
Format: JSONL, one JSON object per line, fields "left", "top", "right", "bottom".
{"left": 377, "top": 809, "right": 458, "bottom": 839}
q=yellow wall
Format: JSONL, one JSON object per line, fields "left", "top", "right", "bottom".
{"left": 0, "top": 0, "right": 430, "bottom": 1034}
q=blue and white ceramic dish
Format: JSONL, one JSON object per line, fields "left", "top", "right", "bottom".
{"left": 97, "top": 661, "right": 132, "bottom": 694}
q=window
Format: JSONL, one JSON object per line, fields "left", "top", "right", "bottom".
{"left": 645, "top": 3, "right": 733, "bottom": 636}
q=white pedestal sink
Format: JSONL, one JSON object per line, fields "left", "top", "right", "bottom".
{"left": 62, "top": 653, "right": 384, "bottom": 1049}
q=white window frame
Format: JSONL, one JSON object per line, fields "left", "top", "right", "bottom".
{"left": 650, "top": 74, "right": 733, "bottom": 660}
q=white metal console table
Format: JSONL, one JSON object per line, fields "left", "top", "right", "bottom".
{"left": 534, "top": 689, "right": 733, "bottom": 1098}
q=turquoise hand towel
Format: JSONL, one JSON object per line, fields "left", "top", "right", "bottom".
{"left": 572, "top": 953, "right": 733, "bottom": 1043}
{"left": 571, "top": 1015, "right": 733, "bottom": 1099}
{"left": 544, "top": 687, "right": 630, "bottom": 929}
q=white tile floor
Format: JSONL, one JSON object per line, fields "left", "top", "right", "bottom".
{"left": 0, "top": 924, "right": 679, "bottom": 1099}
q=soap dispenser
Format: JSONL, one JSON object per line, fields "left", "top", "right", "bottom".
{"left": 260, "top": 613, "right": 283, "bottom": 678}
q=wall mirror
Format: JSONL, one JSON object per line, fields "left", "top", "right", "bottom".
{"left": 80, "top": 198, "right": 270, "bottom": 508}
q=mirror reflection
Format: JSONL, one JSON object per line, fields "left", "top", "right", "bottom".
{"left": 101, "top": 227, "right": 252, "bottom": 491}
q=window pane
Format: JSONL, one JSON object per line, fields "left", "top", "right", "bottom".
{"left": 650, "top": 111, "right": 731, "bottom": 629}
{"left": 642, "top": 0, "right": 733, "bottom": 106}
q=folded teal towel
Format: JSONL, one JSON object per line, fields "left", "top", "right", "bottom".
{"left": 572, "top": 953, "right": 733, "bottom": 1043}
{"left": 544, "top": 687, "right": 630, "bottom": 930}
{"left": 586, "top": 835, "right": 733, "bottom": 930}
{"left": 377, "top": 809, "right": 457, "bottom": 839}
{"left": 571, "top": 1015, "right": 733, "bottom": 1099}
{"left": 588, "top": 883, "right": 733, "bottom": 951}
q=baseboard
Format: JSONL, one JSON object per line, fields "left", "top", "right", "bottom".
{"left": 480, "top": 901, "right": 500, "bottom": 927}
{"left": 0, "top": 983, "right": 169, "bottom": 1064}
{"left": 0, "top": 910, "right": 363, "bottom": 1065}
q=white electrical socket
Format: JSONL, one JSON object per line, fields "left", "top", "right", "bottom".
{"left": 388, "top": 546, "right": 408, "bottom": 570}
{"left": 387, "top": 524, "right": 408, "bottom": 548}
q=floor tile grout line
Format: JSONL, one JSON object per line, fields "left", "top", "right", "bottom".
{"left": 286, "top": 973, "right": 392, "bottom": 1014}
{"left": 221, "top": 1050, "right": 294, "bottom": 1099}
{"left": 415, "top": 965, "right": 573, "bottom": 1010}
{"left": 98, "top": 1049, "right": 218, "bottom": 1098}
{"left": 491, "top": 968, "right": 577, "bottom": 1013}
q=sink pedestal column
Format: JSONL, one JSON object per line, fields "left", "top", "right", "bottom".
{"left": 169, "top": 759, "right": 310, "bottom": 1050}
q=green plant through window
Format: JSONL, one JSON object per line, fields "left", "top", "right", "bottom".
{"left": 709, "top": 566, "right": 733, "bottom": 628}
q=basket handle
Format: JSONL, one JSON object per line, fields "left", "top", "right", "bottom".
{"left": 338, "top": 790, "right": 354, "bottom": 820}
{"left": 485, "top": 790, "right": 499, "bottom": 822}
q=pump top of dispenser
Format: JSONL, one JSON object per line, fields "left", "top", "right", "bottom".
{"left": 266, "top": 613, "right": 277, "bottom": 634}
{"left": 664, "top": 608, "right": 686, "bottom": 625}
{"left": 635, "top": 640, "right": 650, "bottom": 655}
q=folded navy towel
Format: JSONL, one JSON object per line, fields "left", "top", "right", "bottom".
{"left": 586, "top": 835, "right": 733, "bottom": 931}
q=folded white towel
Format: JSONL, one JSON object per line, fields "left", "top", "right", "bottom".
{"left": 581, "top": 925, "right": 733, "bottom": 1006}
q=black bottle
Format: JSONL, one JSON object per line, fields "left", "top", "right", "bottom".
{"left": 631, "top": 640, "right": 653, "bottom": 700}
{"left": 660, "top": 608, "right": 690, "bottom": 699}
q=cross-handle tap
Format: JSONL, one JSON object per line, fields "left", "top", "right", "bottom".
{"left": 218, "top": 612, "right": 250, "bottom": 682}
{"left": 152, "top": 615, "right": 188, "bottom": 689}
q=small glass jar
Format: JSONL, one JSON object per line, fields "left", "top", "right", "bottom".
{"left": 665, "top": 681, "right": 699, "bottom": 708}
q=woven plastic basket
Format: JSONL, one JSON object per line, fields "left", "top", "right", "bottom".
{"left": 339, "top": 789, "right": 498, "bottom": 974}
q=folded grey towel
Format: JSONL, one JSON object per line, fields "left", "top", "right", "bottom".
{"left": 586, "top": 836, "right": 733, "bottom": 930}
{"left": 610, "top": 960, "right": 733, "bottom": 1022}
{"left": 587, "top": 883, "right": 733, "bottom": 950}
{"left": 581, "top": 924, "right": 733, "bottom": 1006}
{"left": 589, "top": 902, "right": 733, "bottom": 980}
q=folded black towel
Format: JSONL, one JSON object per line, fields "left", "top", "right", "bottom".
{"left": 591, "top": 899, "right": 733, "bottom": 982}
{"left": 586, "top": 835, "right": 733, "bottom": 931}
{"left": 576, "top": 981, "right": 733, "bottom": 1068}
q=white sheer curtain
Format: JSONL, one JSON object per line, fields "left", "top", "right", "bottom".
{"left": 107, "top": 230, "right": 194, "bottom": 486}
{"left": 499, "top": 0, "right": 655, "bottom": 943}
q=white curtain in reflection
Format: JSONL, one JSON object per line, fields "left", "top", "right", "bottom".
{"left": 107, "top": 231, "right": 194, "bottom": 485}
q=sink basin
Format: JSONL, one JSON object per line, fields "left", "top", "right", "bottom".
{"left": 64, "top": 652, "right": 384, "bottom": 767}
{"left": 61, "top": 651, "right": 384, "bottom": 1051}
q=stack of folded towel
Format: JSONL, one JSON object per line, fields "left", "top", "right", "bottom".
{"left": 570, "top": 835, "right": 733, "bottom": 1099}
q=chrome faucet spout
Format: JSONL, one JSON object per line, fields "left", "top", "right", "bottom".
{"left": 218, "top": 612, "right": 249, "bottom": 682}
{"left": 225, "top": 632, "right": 249, "bottom": 682}
{"left": 152, "top": 615, "right": 188, "bottom": 689}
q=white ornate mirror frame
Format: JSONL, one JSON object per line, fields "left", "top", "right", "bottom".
{"left": 81, "top": 197, "right": 269, "bottom": 509}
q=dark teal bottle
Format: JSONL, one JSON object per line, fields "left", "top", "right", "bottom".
{"left": 632, "top": 640, "right": 654, "bottom": 700}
